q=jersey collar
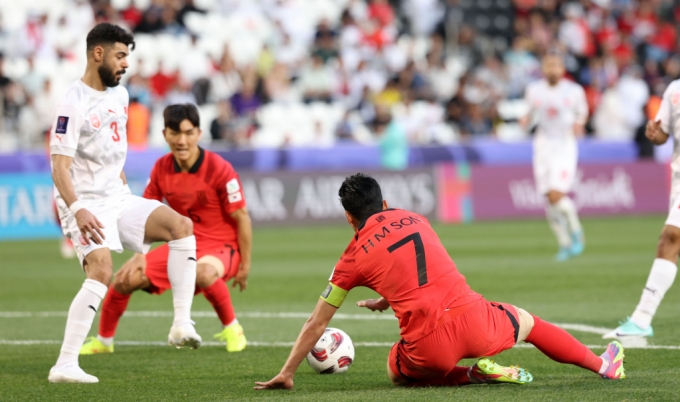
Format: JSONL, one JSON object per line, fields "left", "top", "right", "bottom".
{"left": 355, "top": 208, "right": 396, "bottom": 239}
{"left": 173, "top": 147, "right": 205, "bottom": 174}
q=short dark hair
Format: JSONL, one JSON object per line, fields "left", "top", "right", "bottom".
{"left": 163, "top": 104, "right": 200, "bottom": 131}
{"left": 86, "top": 23, "right": 135, "bottom": 52}
{"left": 338, "top": 173, "right": 383, "bottom": 222}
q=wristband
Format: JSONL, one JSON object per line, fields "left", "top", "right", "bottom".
{"left": 69, "top": 200, "right": 84, "bottom": 215}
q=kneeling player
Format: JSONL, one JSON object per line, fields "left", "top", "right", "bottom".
{"left": 255, "top": 174, "right": 624, "bottom": 390}
{"left": 81, "top": 104, "right": 251, "bottom": 354}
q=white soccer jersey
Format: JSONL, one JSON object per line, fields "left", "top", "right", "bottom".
{"left": 50, "top": 80, "right": 129, "bottom": 203}
{"left": 656, "top": 79, "right": 680, "bottom": 182}
{"left": 525, "top": 78, "right": 588, "bottom": 144}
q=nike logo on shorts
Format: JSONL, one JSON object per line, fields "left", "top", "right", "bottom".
{"left": 188, "top": 257, "right": 197, "bottom": 261}
{"left": 88, "top": 305, "right": 97, "bottom": 313}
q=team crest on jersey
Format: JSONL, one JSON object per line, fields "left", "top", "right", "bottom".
{"left": 90, "top": 113, "right": 101, "bottom": 129}
{"left": 197, "top": 191, "right": 208, "bottom": 206}
{"left": 55, "top": 116, "right": 69, "bottom": 134}
{"left": 673, "top": 92, "right": 680, "bottom": 105}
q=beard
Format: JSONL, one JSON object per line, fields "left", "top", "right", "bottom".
{"left": 98, "top": 63, "right": 125, "bottom": 88}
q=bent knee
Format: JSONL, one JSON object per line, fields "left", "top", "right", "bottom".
{"left": 658, "top": 226, "right": 680, "bottom": 258}
{"left": 195, "top": 263, "right": 219, "bottom": 288}
{"left": 386, "top": 359, "right": 408, "bottom": 386}
{"left": 171, "top": 216, "right": 194, "bottom": 240}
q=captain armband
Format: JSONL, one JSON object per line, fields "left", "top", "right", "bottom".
{"left": 320, "top": 282, "right": 349, "bottom": 308}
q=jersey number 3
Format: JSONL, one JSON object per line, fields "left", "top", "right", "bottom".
{"left": 111, "top": 122, "right": 120, "bottom": 142}
{"left": 388, "top": 232, "right": 428, "bottom": 286}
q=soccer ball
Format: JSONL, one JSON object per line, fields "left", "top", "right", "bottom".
{"left": 306, "top": 327, "right": 355, "bottom": 374}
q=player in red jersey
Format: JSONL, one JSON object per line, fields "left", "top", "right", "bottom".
{"left": 80, "top": 104, "right": 251, "bottom": 354}
{"left": 255, "top": 174, "right": 625, "bottom": 390}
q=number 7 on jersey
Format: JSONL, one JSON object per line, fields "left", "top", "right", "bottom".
{"left": 388, "top": 232, "right": 428, "bottom": 286}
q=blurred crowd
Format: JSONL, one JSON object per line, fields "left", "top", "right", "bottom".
{"left": 0, "top": 0, "right": 678, "bottom": 156}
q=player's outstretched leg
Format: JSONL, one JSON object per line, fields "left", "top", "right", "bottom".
{"left": 196, "top": 261, "right": 247, "bottom": 352}
{"left": 49, "top": 250, "right": 111, "bottom": 383}
{"left": 525, "top": 315, "right": 625, "bottom": 379}
{"left": 604, "top": 225, "right": 679, "bottom": 338}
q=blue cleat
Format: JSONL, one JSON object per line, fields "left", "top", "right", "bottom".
{"left": 602, "top": 317, "right": 654, "bottom": 339}
{"left": 555, "top": 247, "right": 572, "bottom": 262}
{"left": 570, "top": 232, "right": 585, "bottom": 257}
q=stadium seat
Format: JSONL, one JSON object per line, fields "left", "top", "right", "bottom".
{"left": 497, "top": 99, "right": 530, "bottom": 121}
{"left": 111, "top": 0, "right": 132, "bottom": 10}
{"left": 496, "top": 122, "right": 528, "bottom": 142}
{"left": 198, "top": 104, "right": 216, "bottom": 146}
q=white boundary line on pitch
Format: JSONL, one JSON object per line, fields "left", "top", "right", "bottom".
{"left": 0, "top": 339, "right": 679, "bottom": 350}
{"left": 0, "top": 311, "right": 609, "bottom": 334}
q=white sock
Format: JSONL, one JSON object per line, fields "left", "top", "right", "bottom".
{"left": 555, "top": 196, "right": 582, "bottom": 236}
{"left": 55, "top": 279, "right": 108, "bottom": 367}
{"left": 598, "top": 358, "right": 609, "bottom": 375}
{"left": 168, "top": 236, "right": 197, "bottom": 325}
{"left": 546, "top": 204, "right": 571, "bottom": 248}
{"left": 224, "top": 318, "right": 239, "bottom": 328}
{"left": 97, "top": 335, "right": 114, "bottom": 347}
{"left": 631, "top": 258, "right": 678, "bottom": 328}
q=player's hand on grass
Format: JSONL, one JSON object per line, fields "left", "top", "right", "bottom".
{"left": 357, "top": 298, "right": 390, "bottom": 312}
{"left": 254, "top": 373, "right": 294, "bottom": 390}
{"left": 232, "top": 263, "right": 250, "bottom": 292}
{"left": 75, "top": 209, "right": 105, "bottom": 245}
{"left": 645, "top": 120, "right": 668, "bottom": 144}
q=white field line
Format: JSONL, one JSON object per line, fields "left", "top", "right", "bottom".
{"left": 0, "top": 339, "right": 678, "bottom": 350}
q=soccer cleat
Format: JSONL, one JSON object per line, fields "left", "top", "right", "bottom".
{"left": 602, "top": 317, "right": 654, "bottom": 339}
{"left": 214, "top": 323, "right": 247, "bottom": 352}
{"left": 468, "top": 358, "right": 533, "bottom": 385}
{"left": 570, "top": 232, "right": 585, "bottom": 257}
{"left": 168, "top": 321, "right": 202, "bottom": 349}
{"left": 48, "top": 364, "right": 99, "bottom": 383}
{"left": 600, "top": 341, "right": 626, "bottom": 379}
{"left": 555, "top": 247, "right": 572, "bottom": 262}
{"left": 80, "top": 337, "right": 114, "bottom": 355}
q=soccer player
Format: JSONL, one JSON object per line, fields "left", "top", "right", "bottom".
{"left": 80, "top": 103, "right": 251, "bottom": 354}
{"left": 254, "top": 174, "right": 625, "bottom": 390}
{"left": 603, "top": 82, "right": 680, "bottom": 338}
{"left": 522, "top": 53, "right": 588, "bottom": 261}
{"left": 48, "top": 24, "right": 201, "bottom": 383}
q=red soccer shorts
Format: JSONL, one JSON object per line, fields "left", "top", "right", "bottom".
{"left": 144, "top": 243, "right": 241, "bottom": 295}
{"left": 388, "top": 298, "right": 520, "bottom": 383}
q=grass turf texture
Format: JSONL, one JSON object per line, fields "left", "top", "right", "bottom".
{"left": 0, "top": 215, "right": 678, "bottom": 401}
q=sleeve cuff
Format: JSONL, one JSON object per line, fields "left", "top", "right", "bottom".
{"left": 50, "top": 145, "right": 77, "bottom": 157}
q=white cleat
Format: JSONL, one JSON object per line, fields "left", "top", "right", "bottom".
{"left": 48, "top": 364, "right": 99, "bottom": 383}
{"left": 168, "top": 321, "right": 202, "bottom": 349}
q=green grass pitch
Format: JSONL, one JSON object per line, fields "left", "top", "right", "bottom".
{"left": 1, "top": 215, "right": 679, "bottom": 401}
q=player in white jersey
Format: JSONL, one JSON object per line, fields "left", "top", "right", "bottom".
{"left": 603, "top": 80, "right": 680, "bottom": 339}
{"left": 48, "top": 23, "right": 201, "bottom": 384}
{"left": 522, "top": 54, "right": 588, "bottom": 262}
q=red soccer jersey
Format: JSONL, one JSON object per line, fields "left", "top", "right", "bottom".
{"left": 144, "top": 148, "right": 246, "bottom": 250}
{"left": 321, "top": 209, "right": 481, "bottom": 343}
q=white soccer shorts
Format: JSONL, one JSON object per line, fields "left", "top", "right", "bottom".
{"left": 58, "top": 193, "right": 164, "bottom": 266}
{"left": 533, "top": 146, "right": 577, "bottom": 195}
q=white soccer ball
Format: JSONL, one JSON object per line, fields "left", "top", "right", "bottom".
{"left": 306, "top": 327, "right": 355, "bottom": 374}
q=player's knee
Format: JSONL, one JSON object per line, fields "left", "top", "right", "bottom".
{"left": 386, "top": 359, "right": 408, "bottom": 386}
{"left": 195, "top": 263, "right": 219, "bottom": 288}
{"left": 171, "top": 215, "right": 193, "bottom": 240}
{"left": 546, "top": 191, "right": 563, "bottom": 205}
{"left": 84, "top": 253, "right": 113, "bottom": 284}
{"left": 658, "top": 227, "right": 680, "bottom": 257}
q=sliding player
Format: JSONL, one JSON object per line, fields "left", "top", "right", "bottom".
{"left": 255, "top": 174, "right": 624, "bottom": 390}
{"left": 80, "top": 103, "right": 251, "bottom": 354}
{"left": 522, "top": 53, "right": 588, "bottom": 261}
{"left": 49, "top": 24, "right": 200, "bottom": 384}
{"left": 604, "top": 81, "right": 680, "bottom": 338}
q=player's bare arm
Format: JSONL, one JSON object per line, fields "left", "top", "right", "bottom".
{"left": 51, "top": 154, "right": 105, "bottom": 245}
{"left": 573, "top": 123, "right": 585, "bottom": 138}
{"left": 120, "top": 171, "right": 128, "bottom": 185}
{"left": 357, "top": 297, "right": 390, "bottom": 312}
{"left": 231, "top": 207, "right": 252, "bottom": 292}
{"left": 645, "top": 120, "right": 669, "bottom": 145}
{"left": 254, "top": 299, "right": 338, "bottom": 390}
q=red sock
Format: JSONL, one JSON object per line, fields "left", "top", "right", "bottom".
{"left": 525, "top": 315, "right": 602, "bottom": 373}
{"left": 202, "top": 280, "right": 236, "bottom": 326}
{"left": 406, "top": 366, "right": 471, "bottom": 387}
{"left": 99, "top": 287, "right": 131, "bottom": 338}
